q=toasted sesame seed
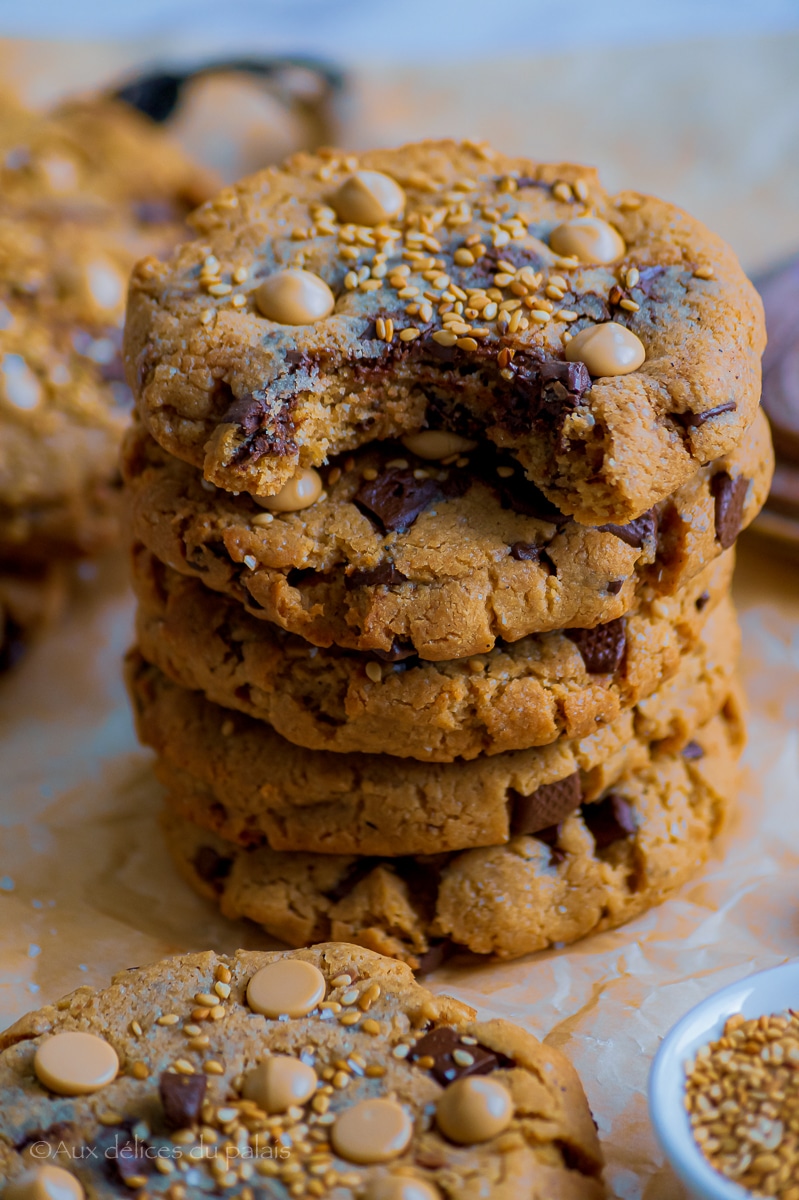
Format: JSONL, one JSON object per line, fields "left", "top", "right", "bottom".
{"left": 209, "top": 1005, "right": 226, "bottom": 1020}
{"left": 361, "top": 1019, "right": 381, "bottom": 1036}
{"left": 626, "top": 266, "right": 640, "bottom": 288}
{"left": 207, "top": 282, "right": 232, "bottom": 297}
{"left": 619, "top": 298, "right": 640, "bottom": 312}
{"left": 453, "top": 1049, "right": 475, "bottom": 1067}
{"left": 694, "top": 265, "right": 715, "bottom": 279}
{"left": 556, "top": 310, "right": 579, "bottom": 322}
{"left": 554, "top": 255, "right": 580, "bottom": 270}
{"left": 432, "top": 330, "right": 458, "bottom": 347}
{"left": 174, "top": 1059, "right": 195, "bottom": 1075}
{"left": 392, "top": 1043, "right": 411, "bottom": 1059}
{"left": 457, "top": 337, "right": 479, "bottom": 351}
{"left": 398, "top": 326, "right": 421, "bottom": 343}
{"left": 131, "top": 1061, "right": 149, "bottom": 1080}
{"left": 529, "top": 309, "right": 552, "bottom": 324}
{"left": 204, "top": 1060, "right": 225, "bottom": 1075}
{"left": 157, "top": 1014, "right": 180, "bottom": 1026}
{"left": 362, "top": 468, "right": 378, "bottom": 482}
{"left": 214, "top": 981, "right": 231, "bottom": 999}
{"left": 365, "top": 663, "right": 382, "bottom": 684}
{"left": 251, "top": 512, "right": 274, "bottom": 527}
{"left": 552, "top": 181, "right": 573, "bottom": 202}
{"left": 129, "top": 1020, "right": 143, "bottom": 1037}
{"left": 231, "top": 294, "right": 247, "bottom": 308}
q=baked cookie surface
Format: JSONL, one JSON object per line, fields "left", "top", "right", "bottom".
{"left": 122, "top": 406, "right": 771, "bottom": 660}
{"left": 129, "top": 596, "right": 739, "bottom": 856}
{"left": 162, "top": 694, "right": 744, "bottom": 966}
{"left": 124, "top": 139, "right": 764, "bottom": 524}
{"left": 132, "top": 544, "right": 733, "bottom": 761}
{"left": 0, "top": 945, "right": 604, "bottom": 1199}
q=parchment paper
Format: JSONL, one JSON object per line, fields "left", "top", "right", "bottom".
{"left": 2, "top": 30, "right": 799, "bottom": 1198}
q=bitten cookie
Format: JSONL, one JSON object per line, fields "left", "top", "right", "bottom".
{"left": 0, "top": 945, "right": 605, "bottom": 1199}
{"left": 129, "top": 596, "right": 740, "bottom": 856}
{"left": 122, "top": 406, "right": 771, "bottom": 660}
{"left": 124, "top": 139, "right": 765, "bottom": 525}
{"left": 163, "top": 694, "right": 744, "bottom": 966}
{"left": 132, "top": 544, "right": 733, "bottom": 761}
{"left": 0, "top": 95, "right": 215, "bottom": 565}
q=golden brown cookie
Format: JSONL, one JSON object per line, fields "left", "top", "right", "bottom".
{"left": 131, "top": 543, "right": 733, "bottom": 761}
{"left": 122, "top": 406, "right": 771, "bottom": 660}
{"left": 0, "top": 945, "right": 605, "bottom": 1199}
{"left": 162, "top": 693, "right": 744, "bottom": 966}
{"left": 124, "top": 139, "right": 764, "bottom": 525}
{"left": 128, "top": 596, "right": 740, "bottom": 856}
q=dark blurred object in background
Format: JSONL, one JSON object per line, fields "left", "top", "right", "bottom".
{"left": 112, "top": 57, "right": 345, "bottom": 181}
{"left": 752, "top": 255, "right": 799, "bottom": 559}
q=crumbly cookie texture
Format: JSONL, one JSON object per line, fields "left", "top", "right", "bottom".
{"left": 0, "top": 945, "right": 605, "bottom": 1199}
{"left": 163, "top": 695, "right": 743, "bottom": 967}
{"left": 132, "top": 543, "right": 733, "bottom": 761}
{"left": 129, "top": 597, "right": 739, "bottom": 857}
{"left": 121, "top": 406, "right": 772, "bottom": 660}
{"left": 0, "top": 95, "right": 215, "bottom": 562}
{"left": 124, "top": 138, "right": 765, "bottom": 524}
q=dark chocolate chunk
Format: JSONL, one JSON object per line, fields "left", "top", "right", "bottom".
{"left": 711, "top": 472, "right": 748, "bottom": 549}
{"left": 114, "top": 1139, "right": 152, "bottom": 1184}
{"left": 345, "top": 563, "right": 407, "bottom": 589}
{"left": 673, "top": 400, "right": 737, "bottom": 430}
{"left": 415, "top": 939, "right": 456, "bottom": 976}
{"left": 159, "top": 1072, "right": 207, "bottom": 1129}
{"left": 0, "top": 615, "right": 25, "bottom": 675}
{"left": 221, "top": 392, "right": 266, "bottom": 436}
{"left": 607, "top": 579, "right": 624, "bottom": 595}
{"left": 192, "top": 846, "right": 233, "bottom": 893}
{"left": 509, "top": 773, "right": 583, "bottom": 837}
{"left": 493, "top": 462, "right": 570, "bottom": 524}
{"left": 695, "top": 590, "right": 710, "bottom": 611}
{"left": 222, "top": 390, "right": 298, "bottom": 462}
{"left": 410, "top": 1027, "right": 498, "bottom": 1085}
{"left": 354, "top": 468, "right": 445, "bottom": 533}
{"left": 582, "top": 793, "right": 637, "bottom": 851}
{"left": 534, "top": 823, "right": 566, "bottom": 865}
{"left": 493, "top": 353, "right": 592, "bottom": 437}
{"left": 598, "top": 510, "right": 657, "bottom": 549}
{"left": 510, "top": 541, "right": 542, "bottom": 561}
{"left": 682, "top": 741, "right": 705, "bottom": 760}
{"left": 565, "top": 618, "right": 626, "bottom": 674}
{"left": 371, "top": 638, "right": 418, "bottom": 663}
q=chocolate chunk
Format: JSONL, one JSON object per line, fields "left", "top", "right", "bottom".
{"left": 711, "top": 472, "right": 748, "bottom": 549}
{"left": 221, "top": 392, "right": 266, "bottom": 436}
{"left": 222, "top": 390, "right": 298, "bottom": 462}
{"left": 682, "top": 741, "right": 705, "bottom": 760}
{"left": 510, "top": 541, "right": 542, "bottom": 561}
{"left": 354, "top": 468, "right": 445, "bottom": 532}
{"left": 512, "top": 175, "right": 549, "bottom": 189}
{"left": 635, "top": 265, "right": 668, "bottom": 297}
{"left": 114, "top": 1139, "right": 152, "bottom": 1184}
{"left": 192, "top": 846, "right": 232, "bottom": 892}
{"left": 582, "top": 793, "right": 637, "bottom": 851}
{"left": 509, "top": 773, "right": 583, "bottom": 837}
{"left": 415, "top": 939, "right": 456, "bottom": 976}
{"left": 607, "top": 579, "right": 624, "bottom": 595}
{"left": 565, "top": 619, "right": 626, "bottom": 674}
{"left": 159, "top": 1072, "right": 207, "bottom": 1128}
{"left": 598, "top": 510, "right": 657, "bottom": 549}
{"left": 674, "top": 400, "right": 737, "bottom": 429}
{"left": 534, "top": 823, "right": 566, "bottom": 865}
{"left": 410, "top": 1027, "right": 498, "bottom": 1085}
{"left": 345, "top": 563, "right": 407, "bottom": 589}
{"left": 371, "top": 638, "right": 418, "bottom": 663}
{"left": 695, "top": 590, "right": 710, "bottom": 611}
{"left": 493, "top": 463, "right": 570, "bottom": 524}
{"left": 494, "top": 353, "right": 592, "bottom": 437}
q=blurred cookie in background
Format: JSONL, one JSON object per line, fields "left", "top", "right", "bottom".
{"left": 752, "top": 254, "right": 799, "bottom": 558}
{"left": 0, "top": 91, "right": 216, "bottom": 671}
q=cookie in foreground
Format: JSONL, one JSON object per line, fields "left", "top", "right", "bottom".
{"left": 0, "top": 944, "right": 605, "bottom": 1198}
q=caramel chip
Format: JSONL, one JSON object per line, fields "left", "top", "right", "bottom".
{"left": 331, "top": 170, "right": 405, "bottom": 226}
{"left": 241, "top": 1055, "right": 318, "bottom": 1113}
{"left": 363, "top": 1178, "right": 440, "bottom": 1200}
{"left": 254, "top": 269, "right": 335, "bottom": 325}
{"left": 549, "top": 216, "right": 626, "bottom": 264}
{"left": 33, "top": 1031, "right": 119, "bottom": 1096}
{"left": 565, "top": 321, "right": 645, "bottom": 376}
{"left": 253, "top": 467, "right": 323, "bottom": 513}
{"left": 246, "top": 959, "right": 326, "bottom": 1018}
{"left": 331, "top": 1097, "right": 413, "bottom": 1163}
{"left": 400, "top": 431, "right": 477, "bottom": 461}
{"left": 435, "top": 1076, "right": 514, "bottom": 1145}
{"left": 4, "top": 1165, "right": 85, "bottom": 1200}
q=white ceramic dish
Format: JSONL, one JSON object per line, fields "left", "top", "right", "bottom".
{"left": 649, "top": 960, "right": 799, "bottom": 1199}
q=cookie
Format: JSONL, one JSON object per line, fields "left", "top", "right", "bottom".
{"left": 122, "top": 405, "right": 771, "bottom": 660}
{"left": 128, "top": 597, "right": 740, "bottom": 857}
{"left": 124, "top": 138, "right": 764, "bottom": 527}
{"left": 0, "top": 96, "right": 215, "bottom": 564}
{"left": 132, "top": 542, "right": 733, "bottom": 760}
{"left": 162, "top": 694, "right": 744, "bottom": 966}
{"left": 0, "top": 945, "right": 605, "bottom": 1199}
{"left": 0, "top": 559, "right": 68, "bottom": 674}
{"left": 757, "top": 252, "right": 799, "bottom": 466}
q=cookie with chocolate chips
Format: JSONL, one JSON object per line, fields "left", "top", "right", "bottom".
{"left": 122, "top": 407, "right": 772, "bottom": 661}
{"left": 131, "top": 539, "right": 733, "bottom": 761}
{"left": 0, "top": 945, "right": 605, "bottom": 1198}
{"left": 0, "top": 93, "right": 214, "bottom": 568}
{"left": 162, "top": 691, "right": 744, "bottom": 965}
{"left": 127, "top": 595, "right": 739, "bottom": 856}
{"left": 124, "top": 138, "right": 764, "bottom": 525}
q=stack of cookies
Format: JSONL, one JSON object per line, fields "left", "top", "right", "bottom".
{"left": 122, "top": 139, "right": 773, "bottom": 968}
{"left": 0, "top": 90, "right": 213, "bottom": 669}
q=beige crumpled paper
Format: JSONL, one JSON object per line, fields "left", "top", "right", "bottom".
{"left": 1, "top": 539, "right": 798, "bottom": 1198}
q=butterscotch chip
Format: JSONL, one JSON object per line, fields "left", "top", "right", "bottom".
{"left": 435, "top": 1076, "right": 514, "bottom": 1144}
{"left": 331, "top": 1097, "right": 413, "bottom": 1163}
{"left": 254, "top": 269, "right": 335, "bottom": 325}
{"left": 246, "top": 959, "right": 326, "bottom": 1018}
{"left": 565, "top": 322, "right": 646, "bottom": 377}
{"left": 400, "top": 430, "right": 477, "bottom": 460}
{"left": 253, "top": 466, "right": 323, "bottom": 511}
{"left": 331, "top": 170, "right": 405, "bottom": 225}
{"left": 549, "top": 216, "right": 626, "bottom": 264}
{"left": 33, "top": 1031, "right": 118, "bottom": 1095}
{"left": 0, "top": 946, "right": 605, "bottom": 1197}
{"left": 241, "top": 1055, "right": 318, "bottom": 1112}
